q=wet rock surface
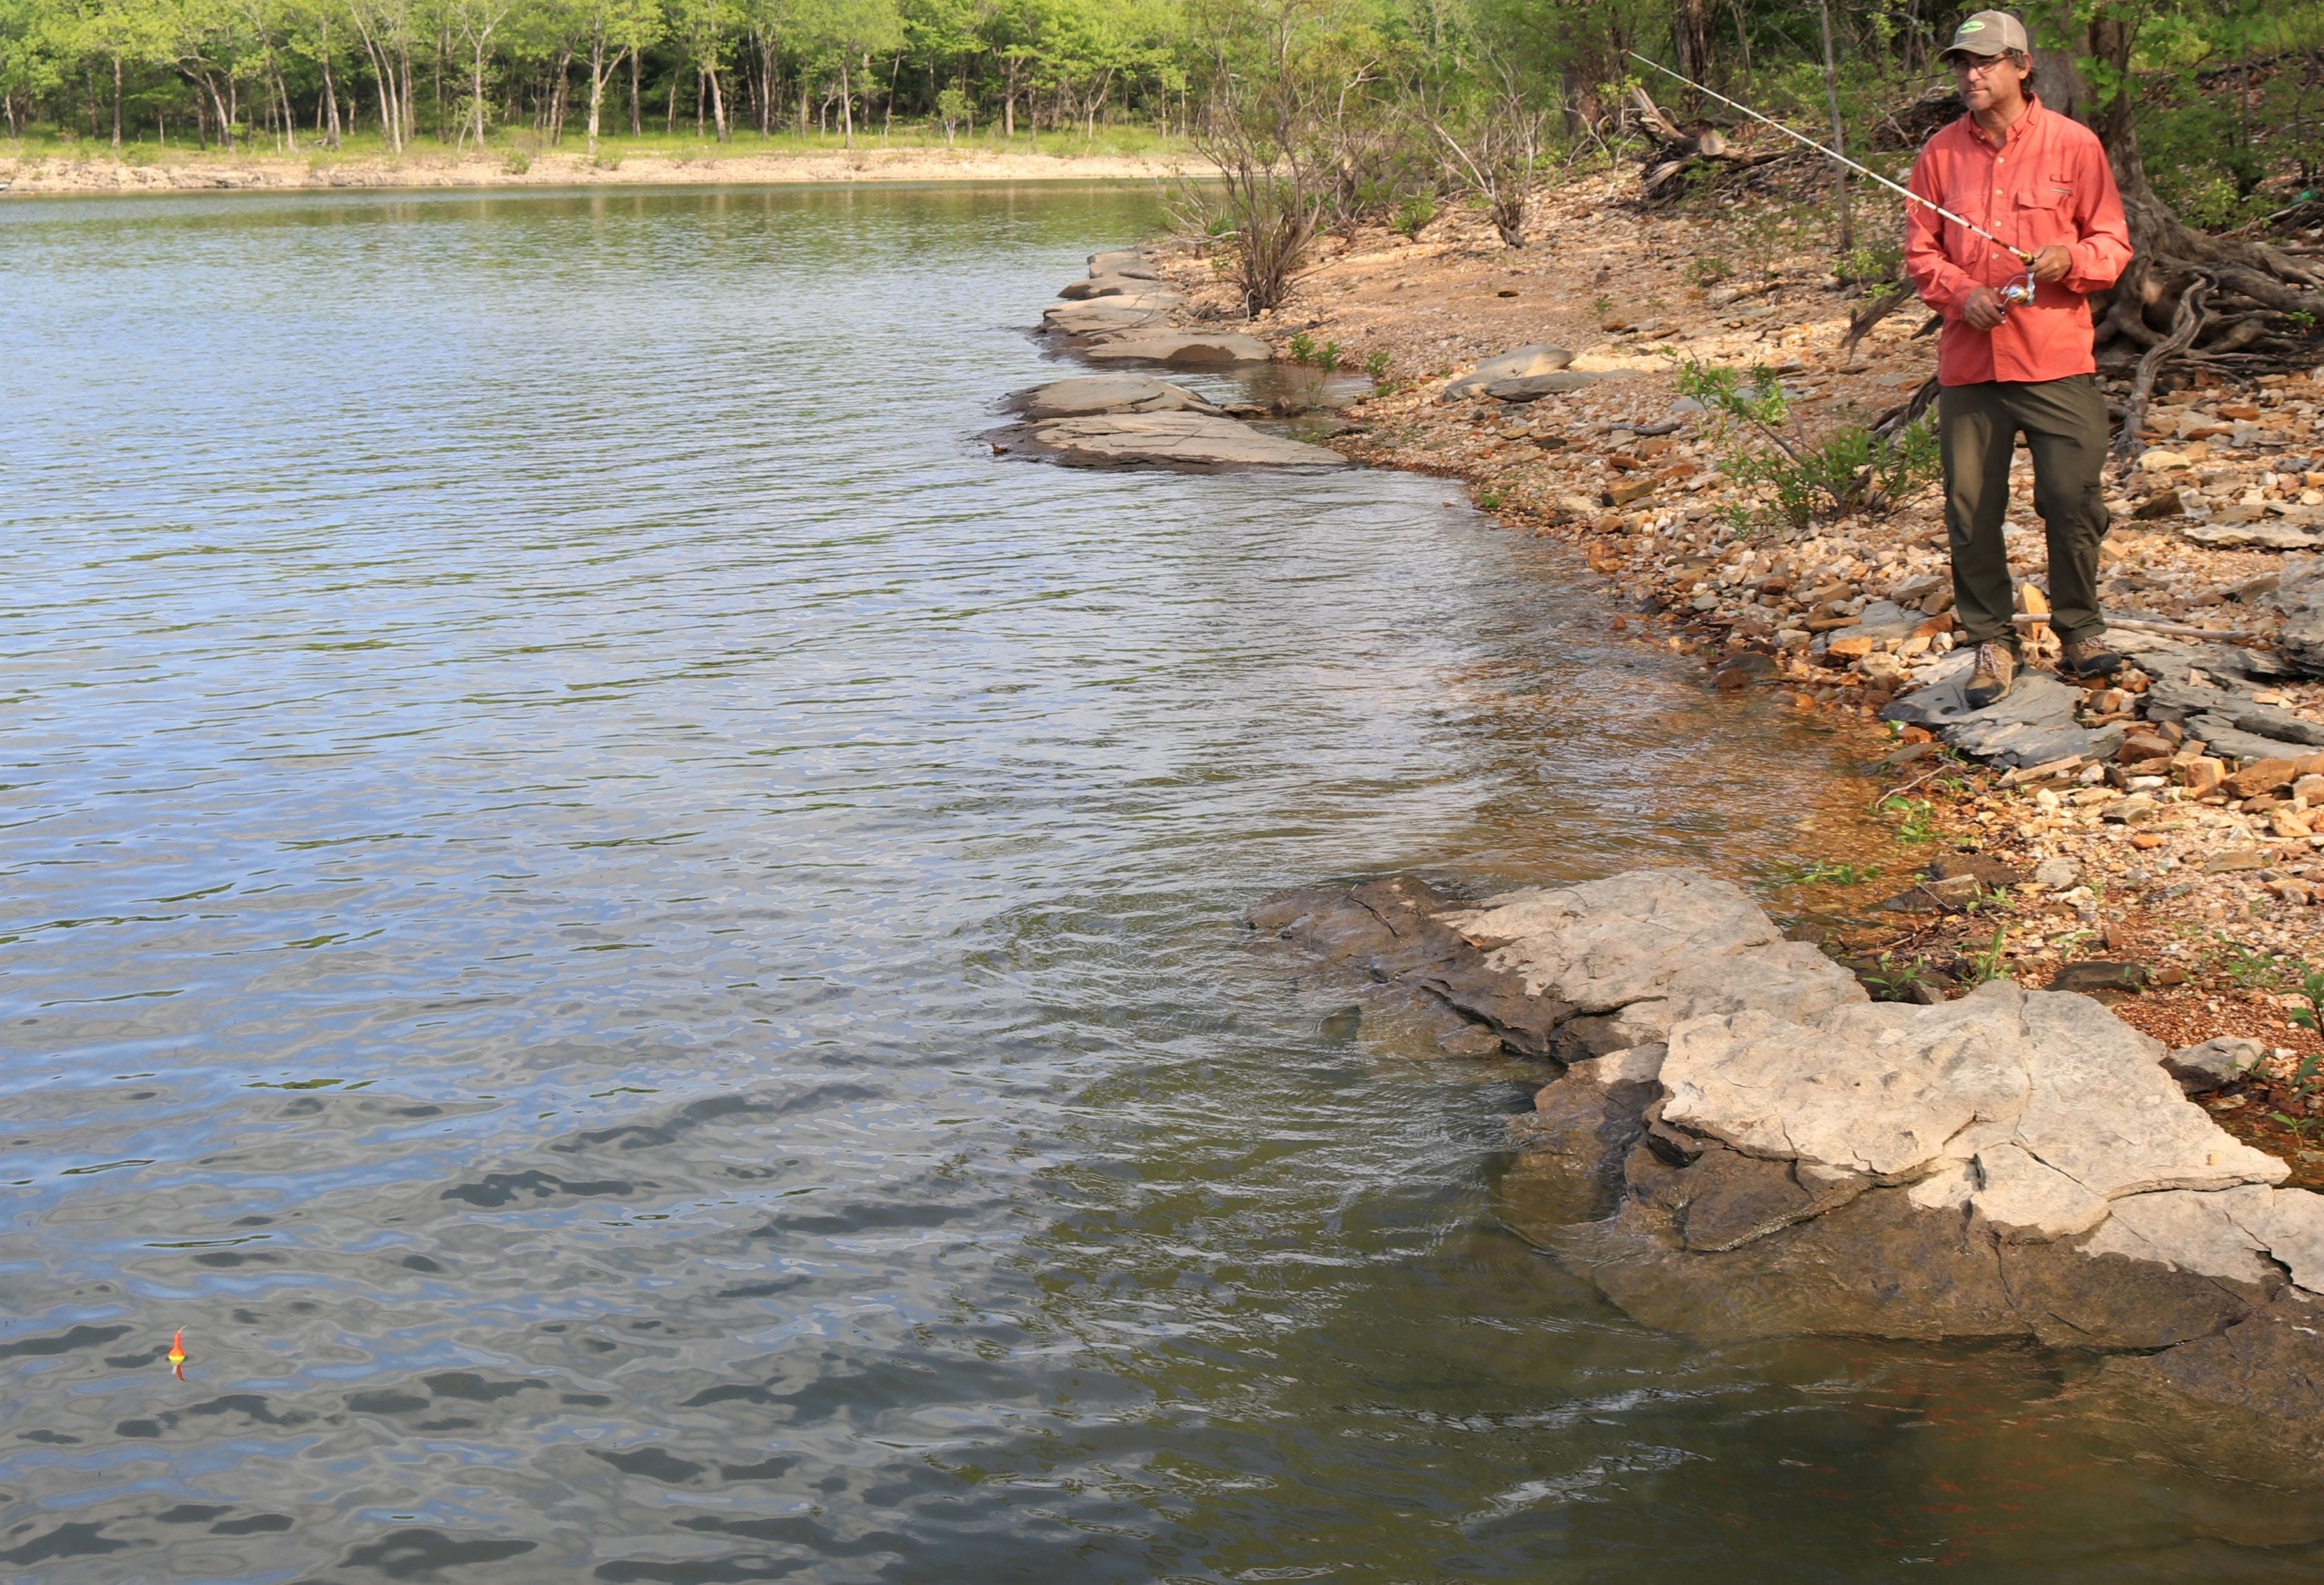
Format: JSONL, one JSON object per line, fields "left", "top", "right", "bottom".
{"left": 1249, "top": 864, "right": 2324, "bottom": 1461}
{"left": 1009, "top": 374, "right": 1226, "bottom": 420}
{"left": 995, "top": 410, "right": 1348, "bottom": 472}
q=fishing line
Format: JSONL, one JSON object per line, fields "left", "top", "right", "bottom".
{"left": 1625, "top": 51, "right": 2039, "bottom": 302}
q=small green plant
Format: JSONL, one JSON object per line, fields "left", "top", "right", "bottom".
{"left": 1861, "top": 951, "right": 1929, "bottom": 1003}
{"left": 1670, "top": 352, "right": 1942, "bottom": 530}
{"left": 1287, "top": 331, "right": 1315, "bottom": 364}
{"left": 2212, "top": 935, "right": 2287, "bottom": 991}
{"left": 2290, "top": 309, "right": 2319, "bottom": 335}
{"left": 1960, "top": 882, "right": 2016, "bottom": 918}
{"left": 1365, "top": 349, "right": 1391, "bottom": 384}
{"left": 503, "top": 149, "right": 531, "bottom": 174}
{"left": 1316, "top": 341, "right": 1343, "bottom": 373}
{"left": 1964, "top": 925, "right": 2012, "bottom": 986}
{"left": 2290, "top": 962, "right": 2324, "bottom": 1033}
{"left": 1476, "top": 488, "right": 1503, "bottom": 510}
{"left": 1592, "top": 293, "right": 1614, "bottom": 314}
{"left": 1689, "top": 254, "right": 1732, "bottom": 287}
{"left": 1878, "top": 795, "right": 1939, "bottom": 843}
{"left": 1835, "top": 241, "right": 1902, "bottom": 284}
{"left": 1392, "top": 194, "right": 1434, "bottom": 239}
{"left": 1762, "top": 858, "right": 1881, "bottom": 887}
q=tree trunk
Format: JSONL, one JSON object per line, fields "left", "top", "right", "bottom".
{"left": 112, "top": 55, "right": 122, "bottom": 147}
{"left": 839, "top": 56, "right": 852, "bottom": 148}
{"left": 629, "top": 49, "right": 641, "bottom": 136}
{"left": 1816, "top": 0, "right": 1851, "bottom": 253}
{"left": 321, "top": 22, "right": 343, "bottom": 148}
{"left": 708, "top": 64, "right": 728, "bottom": 142}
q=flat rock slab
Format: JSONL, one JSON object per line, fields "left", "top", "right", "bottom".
{"left": 1082, "top": 331, "right": 1273, "bottom": 366}
{"left": 1010, "top": 375, "right": 1224, "bottom": 419}
{"left": 1882, "top": 652, "right": 2126, "bottom": 767}
{"left": 1002, "top": 411, "right": 1346, "bottom": 472}
{"left": 1042, "top": 297, "right": 1183, "bottom": 335}
{"left": 1058, "top": 275, "right": 1165, "bottom": 300}
{"left": 1481, "top": 372, "right": 1603, "bottom": 402}
{"left": 1443, "top": 344, "right": 1577, "bottom": 400}
{"left": 2183, "top": 521, "right": 2324, "bottom": 550}
{"left": 1251, "top": 861, "right": 2324, "bottom": 1464}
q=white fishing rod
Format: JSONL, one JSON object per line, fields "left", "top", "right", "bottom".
{"left": 1625, "top": 51, "right": 2037, "bottom": 301}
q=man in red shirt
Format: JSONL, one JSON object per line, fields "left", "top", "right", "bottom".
{"left": 1904, "top": 10, "right": 2134, "bottom": 707}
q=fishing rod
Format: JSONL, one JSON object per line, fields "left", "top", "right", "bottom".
{"left": 1625, "top": 51, "right": 2037, "bottom": 302}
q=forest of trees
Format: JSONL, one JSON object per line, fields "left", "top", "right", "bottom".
{"left": 3, "top": 0, "right": 2321, "bottom": 360}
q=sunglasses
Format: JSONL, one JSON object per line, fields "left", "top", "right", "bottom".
{"left": 1949, "top": 55, "right": 2021, "bottom": 78}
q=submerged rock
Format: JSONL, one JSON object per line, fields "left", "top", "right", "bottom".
{"left": 998, "top": 410, "right": 1347, "bottom": 472}
{"left": 1248, "top": 863, "right": 2323, "bottom": 1464}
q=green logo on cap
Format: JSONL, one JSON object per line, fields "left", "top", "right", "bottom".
{"left": 1957, "top": 17, "right": 1985, "bottom": 30}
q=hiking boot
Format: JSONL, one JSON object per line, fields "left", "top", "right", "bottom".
{"left": 1964, "top": 643, "right": 2017, "bottom": 709}
{"left": 2060, "top": 635, "right": 2125, "bottom": 681}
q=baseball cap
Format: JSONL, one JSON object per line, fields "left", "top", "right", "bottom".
{"left": 1942, "top": 10, "right": 2030, "bottom": 59}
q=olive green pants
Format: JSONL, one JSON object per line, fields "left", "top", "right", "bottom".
{"left": 1937, "top": 374, "right": 2111, "bottom": 651}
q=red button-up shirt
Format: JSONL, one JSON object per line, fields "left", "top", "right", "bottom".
{"left": 1904, "top": 98, "right": 2132, "bottom": 386}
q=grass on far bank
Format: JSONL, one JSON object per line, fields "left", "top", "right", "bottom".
{"left": 0, "top": 120, "right": 1195, "bottom": 172}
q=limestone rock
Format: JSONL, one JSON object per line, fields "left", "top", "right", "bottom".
{"left": 1973, "top": 1141, "right": 2111, "bottom": 1241}
{"left": 2270, "top": 557, "right": 2324, "bottom": 677}
{"left": 1082, "top": 331, "right": 1273, "bottom": 366}
{"left": 1661, "top": 980, "right": 2285, "bottom": 1202}
{"left": 2081, "top": 1185, "right": 2277, "bottom": 1284}
{"left": 1087, "top": 248, "right": 1157, "bottom": 278}
{"left": 1042, "top": 296, "right": 1182, "bottom": 335}
{"left": 2239, "top": 1189, "right": 2324, "bottom": 1294}
{"left": 1011, "top": 375, "right": 1224, "bottom": 419}
{"left": 1882, "top": 652, "right": 2126, "bottom": 767}
{"left": 2165, "top": 1036, "right": 2267, "bottom": 1093}
{"left": 1058, "top": 274, "right": 1162, "bottom": 300}
{"left": 2182, "top": 521, "right": 2324, "bottom": 550}
{"left": 1479, "top": 372, "right": 1603, "bottom": 402}
{"left": 1007, "top": 411, "right": 1347, "bottom": 472}
{"left": 2114, "top": 1291, "right": 2324, "bottom": 1431}
{"left": 1442, "top": 344, "right": 1576, "bottom": 401}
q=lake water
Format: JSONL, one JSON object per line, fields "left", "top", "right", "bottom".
{"left": 2, "top": 183, "right": 2317, "bottom": 1582}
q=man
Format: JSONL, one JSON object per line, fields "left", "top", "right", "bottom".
{"left": 1904, "top": 10, "right": 2133, "bottom": 707}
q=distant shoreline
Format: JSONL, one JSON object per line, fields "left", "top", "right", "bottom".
{"left": 0, "top": 145, "right": 1195, "bottom": 197}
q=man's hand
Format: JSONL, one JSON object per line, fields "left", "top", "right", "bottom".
{"left": 2028, "top": 245, "right": 2075, "bottom": 283}
{"left": 1962, "top": 286, "right": 2008, "bottom": 330}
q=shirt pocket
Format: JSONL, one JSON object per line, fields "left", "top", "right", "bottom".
{"left": 2014, "top": 186, "right": 2075, "bottom": 249}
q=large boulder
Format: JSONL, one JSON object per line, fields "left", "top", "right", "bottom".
{"left": 1442, "top": 344, "right": 1577, "bottom": 401}
{"left": 1082, "top": 331, "right": 1274, "bottom": 366}
{"left": 1009, "top": 375, "right": 1225, "bottom": 420}
{"left": 1000, "top": 411, "right": 1347, "bottom": 472}
{"left": 1249, "top": 862, "right": 2324, "bottom": 1462}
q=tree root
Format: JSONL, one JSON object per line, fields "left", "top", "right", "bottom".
{"left": 2112, "top": 273, "right": 2212, "bottom": 474}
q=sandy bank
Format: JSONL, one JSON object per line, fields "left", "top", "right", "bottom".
{"left": 0, "top": 145, "right": 1191, "bottom": 196}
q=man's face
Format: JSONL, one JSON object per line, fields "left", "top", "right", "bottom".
{"left": 1951, "top": 51, "right": 2030, "bottom": 115}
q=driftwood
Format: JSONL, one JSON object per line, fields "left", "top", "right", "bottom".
{"left": 1629, "top": 85, "right": 1788, "bottom": 203}
{"left": 1842, "top": 277, "right": 1920, "bottom": 352}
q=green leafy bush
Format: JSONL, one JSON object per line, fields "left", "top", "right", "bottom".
{"left": 1392, "top": 194, "right": 1434, "bottom": 239}
{"left": 1672, "top": 353, "right": 1940, "bottom": 532}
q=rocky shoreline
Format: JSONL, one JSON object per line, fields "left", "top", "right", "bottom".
{"left": 1252, "top": 866, "right": 2324, "bottom": 1471}
{"left": 989, "top": 246, "right": 1346, "bottom": 470}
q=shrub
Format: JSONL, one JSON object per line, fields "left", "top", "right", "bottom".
{"left": 1672, "top": 353, "right": 1941, "bottom": 532}
{"left": 1392, "top": 194, "right": 1433, "bottom": 239}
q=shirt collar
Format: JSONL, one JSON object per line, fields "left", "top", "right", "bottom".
{"left": 1967, "top": 95, "right": 2042, "bottom": 152}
